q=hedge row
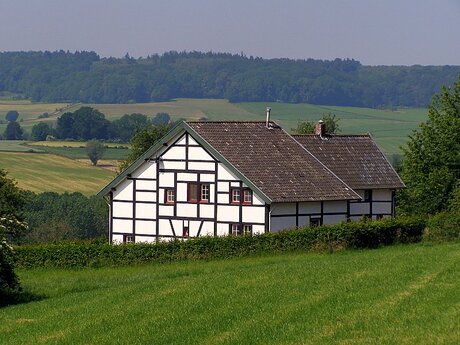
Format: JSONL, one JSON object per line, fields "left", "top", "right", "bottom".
{"left": 14, "top": 217, "right": 426, "bottom": 269}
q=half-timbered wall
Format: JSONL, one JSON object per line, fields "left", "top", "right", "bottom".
{"left": 269, "top": 201, "right": 348, "bottom": 231}
{"left": 348, "top": 189, "right": 394, "bottom": 221}
{"left": 110, "top": 131, "right": 268, "bottom": 243}
{"left": 109, "top": 130, "right": 397, "bottom": 243}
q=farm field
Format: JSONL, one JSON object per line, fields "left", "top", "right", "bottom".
{"left": 0, "top": 152, "right": 115, "bottom": 195}
{"left": 1, "top": 243, "right": 458, "bottom": 344}
{"left": 0, "top": 99, "right": 427, "bottom": 154}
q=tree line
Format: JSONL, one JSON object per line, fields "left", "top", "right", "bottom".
{"left": 0, "top": 51, "right": 459, "bottom": 107}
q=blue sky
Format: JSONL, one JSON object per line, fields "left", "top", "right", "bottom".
{"left": 1, "top": 0, "right": 459, "bottom": 65}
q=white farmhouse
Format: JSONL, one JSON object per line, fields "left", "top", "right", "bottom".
{"left": 98, "top": 112, "right": 404, "bottom": 243}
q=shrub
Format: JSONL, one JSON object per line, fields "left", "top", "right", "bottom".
{"left": 14, "top": 217, "right": 426, "bottom": 269}
{"left": 424, "top": 212, "right": 460, "bottom": 242}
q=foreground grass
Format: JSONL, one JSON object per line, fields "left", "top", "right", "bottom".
{"left": 1, "top": 243, "right": 458, "bottom": 344}
{"left": 0, "top": 152, "right": 114, "bottom": 194}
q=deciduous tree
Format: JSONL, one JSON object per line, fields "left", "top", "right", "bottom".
{"left": 399, "top": 77, "right": 460, "bottom": 215}
{"left": 86, "top": 140, "right": 106, "bottom": 166}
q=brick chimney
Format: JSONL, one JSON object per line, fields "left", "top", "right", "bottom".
{"left": 315, "top": 120, "right": 325, "bottom": 137}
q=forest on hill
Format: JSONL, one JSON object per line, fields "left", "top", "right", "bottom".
{"left": 0, "top": 50, "right": 459, "bottom": 107}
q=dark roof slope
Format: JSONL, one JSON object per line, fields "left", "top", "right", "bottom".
{"left": 187, "top": 121, "right": 359, "bottom": 202}
{"left": 293, "top": 134, "right": 405, "bottom": 190}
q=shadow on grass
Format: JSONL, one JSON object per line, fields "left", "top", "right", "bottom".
{"left": 0, "top": 289, "right": 45, "bottom": 308}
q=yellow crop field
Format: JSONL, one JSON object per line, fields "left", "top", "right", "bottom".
{"left": 0, "top": 152, "right": 115, "bottom": 195}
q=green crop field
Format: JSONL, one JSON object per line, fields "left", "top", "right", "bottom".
{"left": 0, "top": 152, "right": 115, "bottom": 195}
{"left": 1, "top": 243, "right": 458, "bottom": 344}
{"left": 0, "top": 99, "right": 428, "bottom": 154}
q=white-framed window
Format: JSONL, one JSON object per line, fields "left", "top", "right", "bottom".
{"left": 124, "top": 235, "right": 135, "bottom": 244}
{"left": 188, "top": 183, "right": 210, "bottom": 203}
{"left": 165, "top": 189, "right": 175, "bottom": 204}
{"left": 229, "top": 224, "right": 253, "bottom": 236}
{"left": 310, "top": 217, "right": 321, "bottom": 227}
{"left": 230, "top": 224, "right": 241, "bottom": 236}
{"left": 231, "top": 188, "right": 241, "bottom": 203}
{"left": 243, "top": 189, "right": 252, "bottom": 204}
{"left": 243, "top": 224, "right": 252, "bottom": 235}
{"left": 201, "top": 184, "right": 210, "bottom": 202}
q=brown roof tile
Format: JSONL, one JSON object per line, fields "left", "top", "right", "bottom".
{"left": 187, "top": 121, "right": 360, "bottom": 202}
{"left": 293, "top": 134, "right": 405, "bottom": 190}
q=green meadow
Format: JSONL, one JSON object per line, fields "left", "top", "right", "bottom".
{"left": 1, "top": 243, "right": 458, "bottom": 344}
{"left": 0, "top": 99, "right": 427, "bottom": 154}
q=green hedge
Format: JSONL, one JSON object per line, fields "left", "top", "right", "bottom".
{"left": 424, "top": 212, "right": 460, "bottom": 242}
{"left": 14, "top": 217, "right": 426, "bottom": 269}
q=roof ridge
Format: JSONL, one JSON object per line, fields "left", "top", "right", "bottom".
{"left": 186, "top": 120, "right": 270, "bottom": 124}
{"left": 292, "top": 134, "right": 370, "bottom": 137}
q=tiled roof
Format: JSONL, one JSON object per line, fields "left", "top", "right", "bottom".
{"left": 187, "top": 121, "right": 360, "bottom": 202}
{"left": 293, "top": 134, "right": 405, "bottom": 190}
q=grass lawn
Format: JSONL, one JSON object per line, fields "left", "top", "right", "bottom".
{"left": 1, "top": 243, "right": 458, "bottom": 344}
{"left": 0, "top": 152, "right": 115, "bottom": 195}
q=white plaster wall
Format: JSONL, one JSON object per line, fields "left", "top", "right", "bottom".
{"left": 189, "top": 146, "right": 214, "bottom": 161}
{"left": 113, "top": 219, "right": 133, "bottom": 233}
{"left": 270, "top": 216, "right": 296, "bottom": 232}
{"left": 136, "top": 180, "right": 156, "bottom": 191}
{"left": 373, "top": 189, "right": 392, "bottom": 201}
{"left": 136, "top": 191, "right": 156, "bottom": 202}
{"left": 253, "top": 194, "right": 264, "bottom": 205}
{"left": 200, "top": 174, "right": 215, "bottom": 182}
{"left": 230, "top": 182, "right": 240, "bottom": 187}
{"left": 199, "top": 221, "right": 214, "bottom": 236}
{"left": 242, "top": 206, "right": 265, "bottom": 223}
{"left": 271, "top": 203, "right": 296, "bottom": 215}
{"left": 158, "top": 219, "right": 175, "bottom": 236}
{"left": 113, "top": 202, "right": 133, "bottom": 218}
{"left": 176, "top": 135, "right": 187, "bottom": 145}
{"left": 217, "top": 223, "right": 229, "bottom": 236}
{"left": 350, "top": 202, "right": 370, "bottom": 215}
{"left": 135, "top": 220, "right": 156, "bottom": 235}
{"left": 177, "top": 173, "right": 198, "bottom": 182}
{"left": 323, "top": 214, "right": 347, "bottom": 225}
{"left": 372, "top": 202, "right": 392, "bottom": 214}
{"left": 136, "top": 203, "right": 156, "bottom": 219}
{"left": 132, "top": 162, "right": 156, "bottom": 179}
{"left": 200, "top": 204, "right": 215, "bottom": 218}
{"left": 162, "top": 146, "right": 186, "bottom": 160}
{"left": 218, "top": 193, "right": 230, "bottom": 204}
{"left": 188, "top": 161, "right": 215, "bottom": 171}
{"left": 323, "top": 201, "right": 347, "bottom": 213}
{"left": 188, "top": 136, "right": 199, "bottom": 145}
{"left": 159, "top": 172, "right": 175, "bottom": 187}
{"left": 162, "top": 161, "right": 186, "bottom": 170}
{"left": 135, "top": 236, "right": 156, "bottom": 243}
{"left": 159, "top": 205, "right": 174, "bottom": 216}
{"left": 177, "top": 204, "right": 198, "bottom": 217}
{"left": 252, "top": 224, "right": 265, "bottom": 235}
{"left": 217, "top": 205, "right": 240, "bottom": 222}
{"left": 217, "top": 163, "right": 238, "bottom": 180}
{"left": 176, "top": 183, "right": 188, "bottom": 202}
{"left": 112, "top": 234, "right": 124, "bottom": 243}
{"left": 113, "top": 179, "right": 133, "bottom": 200}
{"left": 218, "top": 181, "right": 229, "bottom": 192}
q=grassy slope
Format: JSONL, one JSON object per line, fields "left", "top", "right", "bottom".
{"left": 1, "top": 243, "right": 458, "bottom": 345}
{"left": 0, "top": 152, "right": 114, "bottom": 195}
